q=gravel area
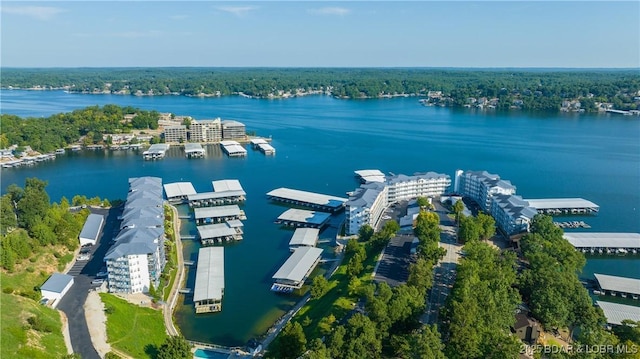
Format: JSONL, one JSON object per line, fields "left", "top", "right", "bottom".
{"left": 84, "top": 291, "right": 111, "bottom": 358}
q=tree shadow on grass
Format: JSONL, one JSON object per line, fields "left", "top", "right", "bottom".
{"left": 144, "top": 343, "right": 159, "bottom": 359}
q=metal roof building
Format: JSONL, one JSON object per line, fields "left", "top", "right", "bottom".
{"left": 188, "top": 190, "right": 246, "bottom": 207}
{"left": 276, "top": 209, "right": 331, "bottom": 228}
{"left": 164, "top": 182, "right": 197, "bottom": 202}
{"left": 198, "top": 221, "right": 244, "bottom": 245}
{"left": 267, "top": 187, "right": 347, "bottom": 212}
{"left": 194, "top": 205, "right": 245, "bottom": 224}
{"left": 220, "top": 140, "right": 247, "bottom": 157}
{"left": 594, "top": 273, "right": 640, "bottom": 297}
{"left": 194, "top": 247, "right": 225, "bottom": 313}
{"left": 596, "top": 301, "right": 640, "bottom": 325}
{"left": 272, "top": 246, "right": 323, "bottom": 291}
{"left": 40, "top": 273, "right": 74, "bottom": 308}
{"left": 143, "top": 144, "right": 170, "bottom": 160}
{"left": 354, "top": 169, "right": 386, "bottom": 183}
{"left": 79, "top": 213, "right": 104, "bottom": 246}
{"left": 289, "top": 228, "right": 319, "bottom": 251}
{"left": 525, "top": 198, "right": 599, "bottom": 214}
{"left": 184, "top": 143, "right": 205, "bottom": 158}
{"left": 563, "top": 233, "right": 640, "bottom": 249}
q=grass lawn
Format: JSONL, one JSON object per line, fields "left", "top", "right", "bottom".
{"left": 1, "top": 245, "right": 73, "bottom": 296}
{"left": 0, "top": 292, "right": 67, "bottom": 359}
{"left": 100, "top": 293, "right": 167, "bottom": 358}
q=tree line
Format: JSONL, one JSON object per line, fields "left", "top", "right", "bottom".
{"left": 3, "top": 68, "right": 639, "bottom": 111}
{"left": 2, "top": 105, "right": 160, "bottom": 153}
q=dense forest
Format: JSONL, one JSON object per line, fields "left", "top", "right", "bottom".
{"left": 2, "top": 68, "right": 639, "bottom": 111}
{"left": 1, "top": 105, "right": 161, "bottom": 153}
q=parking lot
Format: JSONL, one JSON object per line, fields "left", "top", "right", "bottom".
{"left": 373, "top": 201, "right": 415, "bottom": 287}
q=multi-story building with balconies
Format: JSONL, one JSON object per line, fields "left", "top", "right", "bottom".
{"left": 455, "top": 170, "right": 516, "bottom": 212}
{"left": 346, "top": 182, "right": 388, "bottom": 235}
{"left": 222, "top": 120, "right": 246, "bottom": 140}
{"left": 490, "top": 194, "right": 537, "bottom": 236}
{"left": 386, "top": 172, "right": 451, "bottom": 203}
{"left": 190, "top": 118, "right": 222, "bottom": 143}
{"left": 164, "top": 125, "right": 187, "bottom": 143}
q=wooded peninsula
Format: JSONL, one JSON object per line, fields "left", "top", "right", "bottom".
{"left": 3, "top": 68, "right": 639, "bottom": 111}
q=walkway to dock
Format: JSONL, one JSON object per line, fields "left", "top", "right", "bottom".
{"left": 164, "top": 205, "right": 185, "bottom": 337}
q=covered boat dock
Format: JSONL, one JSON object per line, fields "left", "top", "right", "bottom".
{"left": 220, "top": 140, "right": 247, "bottom": 157}
{"left": 164, "top": 182, "right": 197, "bottom": 203}
{"left": 194, "top": 205, "right": 246, "bottom": 225}
{"left": 184, "top": 143, "right": 205, "bottom": 158}
{"left": 594, "top": 274, "right": 640, "bottom": 299}
{"left": 596, "top": 301, "right": 640, "bottom": 326}
{"left": 354, "top": 169, "right": 386, "bottom": 183}
{"left": 276, "top": 209, "right": 331, "bottom": 228}
{"left": 288, "top": 228, "right": 319, "bottom": 252}
{"left": 563, "top": 232, "right": 640, "bottom": 255}
{"left": 193, "top": 247, "right": 225, "bottom": 313}
{"left": 271, "top": 246, "right": 323, "bottom": 293}
{"left": 188, "top": 191, "right": 246, "bottom": 207}
{"left": 143, "top": 144, "right": 170, "bottom": 160}
{"left": 266, "top": 187, "right": 347, "bottom": 212}
{"left": 197, "top": 220, "right": 244, "bottom": 245}
{"left": 525, "top": 198, "right": 599, "bottom": 215}
{"left": 250, "top": 138, "right": 276, "bottom": 155}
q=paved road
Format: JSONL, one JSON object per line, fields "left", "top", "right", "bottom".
{"left": 164, "top": 204, "right": 184, "bottom": 337}
{"left": 421, "top": 201, "right": 461, "bottom": 326}
{"left": 58, "top": 206, "right": 122, "bottom": 359}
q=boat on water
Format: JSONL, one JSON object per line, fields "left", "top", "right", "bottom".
{"left": 55, "top": 148, "right": 65, "bottom": 154}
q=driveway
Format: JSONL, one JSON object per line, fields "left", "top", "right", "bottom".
{"left": 57, "top": 205, "right": 122, "bottom": 358}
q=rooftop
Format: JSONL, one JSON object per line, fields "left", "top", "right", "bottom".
{"left": 164, "top": 182, "right": 197, "bottom": 199}
{"left": 596, "top": 301, "right": 640, "bottom": 325}
{"left": 184, "top": 143, "right": 205, "bottom": 153}
{"left": 197, "top": 222, "right": 239, "bottom": 239}
{"left": 277, "top": 209, "right": 331, "bottom": 225}
{"left": 212, "top": 179, "right": 244, "bottom": 193}
{"left": 289, "top": 228, "right": 320, "bottom": 247}
{"left": 354, "top": 169, "right": 386, "bottom": 183}
{"left": 563, "top": 232, "right": 640, "bottom": 248}
{"left": 267, "top": 187, "right": 347, "bottom": 208}
{"left": 194, "top": 247, "right": 225, "bottom": 302}
{"left": 273, "top": 246, "right": 323, "bottom": 283}
{"left": 41, "top": 273, "right": 74, "bottom": 293}
{"left": 594, "top": 273, "right": 640, "bottom": 296}
{"left": 194, "top": 205, "right": 242, "bottom": 219}
{"left": 188, "top": 190, "right": 246, "bottom": 201}
{"left": 525, "top": 198, "right": 599, "bottom": 210}
{"left": 79, "top": 213, "right": 104, "bottom": 241}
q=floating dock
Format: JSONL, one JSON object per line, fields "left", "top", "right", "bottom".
{"left": 271, "top": 246, "right": 323, "bottom": 293}
{"left": 288, "top": 228, "right": 319, "bottom": 252}
{"left": 188, "top": 179, "right": 246, "bottom": 208}
{"left": 596, "top": 301, "right": 640, "bottom": 326}
{"left": 525, "top": 198, "right": 599, "bottom": 215}
{"left": 197, "top": 220, "right": 244, "bottom": 245}
{"left": 184, "top": 143, "right": 205, "bottom": 158}
{"left": 164, "top": 182, "right": 197, "bottom": 203}
{"left": 250, "top": 138, "right": 276, "bottom": 155}
{"left": 194, "top": 205, "right": 246, "bottom": 225}
{"left": 354, "top": 169, "right": 386, "bottom": 183}
{"left": 193, "top": 247, "right": 225, "bottom": 313}
{"left": 276, "top": 208, "right": 331, "bottom": 228}
{"left": 266, "top": 187, "right": 347, "bottom": 212}
{"left": 143, "top": 144, "right": 170, "bottom": 160}
{"left": 219, "top": 140, "right": 247, "bottom": 157}
{"left": 563, "top": 232, "right": 640, "bottom": 255}
{"left": 594, "top": 273, "right": 640, "bottom": 300}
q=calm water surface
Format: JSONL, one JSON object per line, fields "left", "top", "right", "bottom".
{"left": 2, "top": 90, "right": 639, "bottom": 345}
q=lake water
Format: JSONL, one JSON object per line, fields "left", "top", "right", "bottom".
{"left": 2, "top": 89, "right": 639, "bottom": 345}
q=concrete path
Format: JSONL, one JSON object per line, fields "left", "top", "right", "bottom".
{"left": 84, "top": 291, "right": 112, "bottom": 357}
{"left": 164, "top": 204, "right": 184, "bottom": 337}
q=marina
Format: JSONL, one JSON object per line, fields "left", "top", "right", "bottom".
{"left": 271, "top": 246, "right": 324, "bottom": 293}
{"left": 194, "top": 205, "right": 247, "bottom": 225}
{"left": 593, "top": 273, "right": 640, "bottom": 300}
{"left": 197, "top": 220, "right": 244, "bottom": 245}
{"left": 143, "top": 143, "right": 170, "bottom": 160}
{"left": 188, "top": 179, "right": 246, "bottom": 208}
{"left": 275, "top": 208, "right": 332, "bottom": 228}
{"left": 220, "top": 140, "right": 247, "bottom": 157}
{"left": 563, "top": 232, "right": 640, "bottom": 255}
{"left": 1, "top": 153, "right": 57, "bottom": 168}
{"left": 185, "top": 143, "right": 206, "bottom": 158}
{"left": 554, "top": 220, "right": 591, "bottom": 229}
{"left": 250, "top": 138, "right": 276, "bottom": 155}
{"left": 266, "top": 187, "right": 347, "bottom": 212}
{"left": 525, "top": 198, "right": 599, "bottom": 215}
{"left": 164, "top": 182, "right": 197, "bottom": 203}
{"left": 354, "top": 169, "right": 386, "bottom": 183}
{"left": 193, "top": 247, "right": 225, "bottom": 314}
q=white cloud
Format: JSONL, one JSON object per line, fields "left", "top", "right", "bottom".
{"left": 308, "top": 7, "right": 350, "bottom": 16}
{"left": 1, "top": 6, "right": 65, "bottom": 20}
{"left": 216, "top": 6, "right": 257, "bottom": 17}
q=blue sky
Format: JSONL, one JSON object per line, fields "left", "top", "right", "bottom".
{"left": 1, "top": 1, "right": 639, "bottom": 68}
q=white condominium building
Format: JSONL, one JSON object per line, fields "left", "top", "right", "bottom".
{"left": 455, "top": 170, "right": 516, "bottom": 212}
{"left": 346, "top": 182, "right": 388, "bottom": 235}
{"left": 490, "top": 194, "right": 537, "bottom": 236}
{"left": 105, "top": 177, "right": 166, "bottom": 294}
{"left": 386, "top": 172, "right": 451, "bottom": 203}
{"left": 190, "top": 118, "right": 222, "bottom": 143}
{"left": 222, "top": 120, "right": 246, "bottom": 140}
{"left": 164, "top": 125, "right": 187, "bottom": 143}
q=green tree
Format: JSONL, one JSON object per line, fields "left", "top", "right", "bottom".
{"left": 358, "top": 224, "right": 374, "bottom": 242}
{"left": 476, "top": 212, "right": 496, "bottom": 240}
{"left": 1, "top": 195, "right": 17, "bottom": 234}
{"left": 16, "top": 178, "right": 50, "bottom": 231}
{"left": 274, "top": 322, "right": 307, "bottom": 359}
{"left": 157, "top": 336, "right": 191, "bottom": 359}
{"left": 310, "top": 275, "right": 329, "bottom": 299}
{"left": 458, "top": 215, "right": 480, "bottom": 243}
{"left": 416, "top": 196, "right": 430, "bottom": 208}
{"left": 346, "top": 253, "right": 364, "bottom": 278}
{"left": 452, "top": 199, "right": 464, "bottom": 223}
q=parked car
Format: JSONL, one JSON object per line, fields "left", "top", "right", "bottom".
{"left": 78, "top": 254, "right": 90, "bottom": 261}
{"left": 91, "top": 279, "right": 104, "bottom": 285}
{"left": 96, "top": 271, "right": 108, "bottom": 278}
